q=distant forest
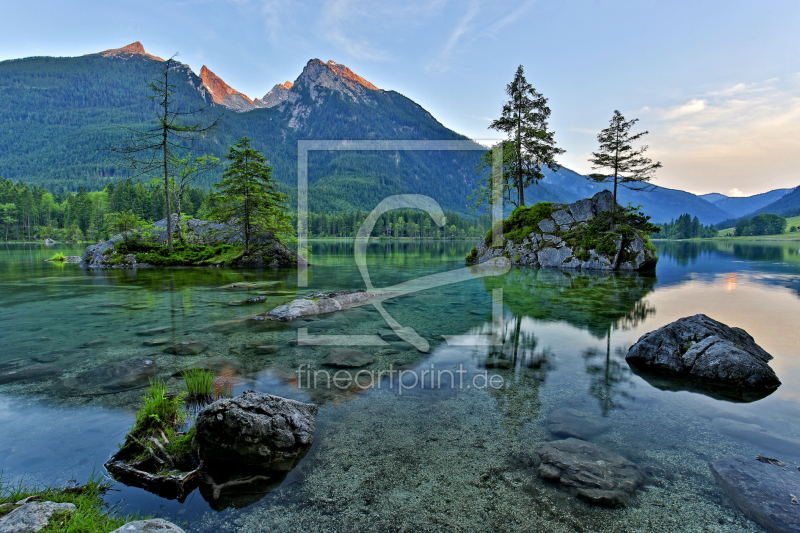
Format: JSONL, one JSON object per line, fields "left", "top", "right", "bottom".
{"left": 0, "top": 178, "right": 490, "bottom": 242}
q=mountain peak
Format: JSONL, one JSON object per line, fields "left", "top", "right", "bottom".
{"left": 98, "top": 41, "right": 164, "bottom": 62}
{"left": 325, "top": 60, "right": 379, "bottom": 91}
{"left": 199, "top": 65, "right": 254, "bottom": 111}
{"left": 279, "top": 81, "right": 294, "bottom": 90}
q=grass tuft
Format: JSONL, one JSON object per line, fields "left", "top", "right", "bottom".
{"left": 181, "top": 368, "right": 215, "bottom": 402}
{"left": 0, "top": 470, "right": 147, "bottom": 531}
{"left": 49, "top": 252, "right": 66, "bottom": 262}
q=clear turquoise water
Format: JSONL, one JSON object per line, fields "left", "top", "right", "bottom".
{"left": 1, "top": 239, "right": 800, "bottom": 532}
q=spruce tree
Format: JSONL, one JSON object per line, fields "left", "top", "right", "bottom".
{"left": 207, "top": 137, "right": 293, "bottom": 255}
{"left": 588, "top": 110, "right": 662, "bottom": 206}
{"left": 488, "top": 65, "right": 564, "bottom": 207}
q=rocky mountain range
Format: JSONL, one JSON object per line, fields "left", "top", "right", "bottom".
{"left": 1, "top": 41, "right": 797, "bottom": 222}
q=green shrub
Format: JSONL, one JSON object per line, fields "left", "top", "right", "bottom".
{"left": 49, "top": 252, "right": 66, "bottom": 262}
{"left": 791, "top": 226, "right": 797, "bottom": 232}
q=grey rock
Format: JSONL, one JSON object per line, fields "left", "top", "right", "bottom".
{"left": 163, "top": 341, "right": 208, "bottom": 356}
{"left": 568, "top": 198, "right": 594, "bottom": 222}
{"left": 194, "top": 390, "right": 317, "bottom": 470}
{"left": 0, "top": 364, "right": 61, "bottom": 385}
{"left": 64, "top": 356, "right": 156, "bottom": 393}
{"left": 710, "top": 456, "right": 800, "bottom": 533}
{"left": 535, "top": 438, "right": 643, "bottom": 507}
{"left": 546, "top": 408, "right": 609, "bottom": 440}
{"left": 0, "top": 501, "right": 76, "bottom": 532}
{"left": 109, "top": 519, "right": 186, "bottom": 533}
{"left": 538, "top": 219, "right": 556, "bottom": 233}
{"left": 625, "top": 314, "right": 780, "bottom": 400}
{"left": 322, "top": 349, "right": 374, "bottom": 368}
{"left": 592, "top": 190, "right": 616, "bottom": 213}
{"left": 538, "top": 247, "right": 573, "bottom": 268}
{"left": 551, "top": 209, "right": 574, "bottom": 226}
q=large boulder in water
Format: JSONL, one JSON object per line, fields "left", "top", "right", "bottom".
{"left": 625, "top": 314, "right": 780, "bottom": 401}
{"left": 194, "top": 390, "right": 317, "bottom": 471}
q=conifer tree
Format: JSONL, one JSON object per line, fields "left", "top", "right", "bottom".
{"left": 207, "top": 137, "right": 293, "bottom": 255}
{"left": 588, "top": 110, "right": 662, "bottom": 206}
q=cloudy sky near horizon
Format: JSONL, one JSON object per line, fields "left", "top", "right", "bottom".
{"left": 2, "top": 0, "right": 799, "bottom": 197}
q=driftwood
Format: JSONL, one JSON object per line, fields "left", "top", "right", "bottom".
{"left": 202, "top": 473, "right": 272, "bottom": 501}
{"left": 104, "top": 458, "right": 204, "bottom": 502}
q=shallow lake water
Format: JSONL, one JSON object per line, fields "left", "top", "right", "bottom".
{"left": 1, "top": 239, "right": 800, "bottom": 532}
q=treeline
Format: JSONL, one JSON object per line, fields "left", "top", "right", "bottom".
{"left": 733, "top": 213, "right": 787, "bottom": 236}
{"left": 0, "top": 177, "right": 208, "bottom": 242}
{"left": 0, "top": 178, "right": 490, "bottom": 242}
{"left": 654, "top": 213, "right": 719, "bottom": 239}
{"left": 307, "top": 210, "right": 493, "bottom": 239}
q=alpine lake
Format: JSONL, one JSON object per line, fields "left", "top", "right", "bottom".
{"left": 1, "top": 239, "right": 800, "bottom": 532}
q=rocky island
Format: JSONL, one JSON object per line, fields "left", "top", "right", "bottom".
{"left": 466, "top": 190, "right": 658, "bottom": 271}
{"left": 81, "top": 217, "right": 305, "bottom": 268}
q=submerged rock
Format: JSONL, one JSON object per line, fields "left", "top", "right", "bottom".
{"left": 545, "top": 408, "right": 609, "bottom": 440}
{"left": 109, "top": 519, "right": 186, "bottom": 533}
{"left": 227, "top": 296, "right": 267, "bottom": 306}
{"left": 163, "top": 341, "right": 208, "bottom": 356}
{"left": 710, "top": 456, "right": 800, "bottom": 533}
{"left": 468, "top": 190, "right": 657, "bottom": 271}
{"left": 62, "top": 356, "right": 156, "bottom": 393}
{"left": 194, "top": 390, "right": 317, "bottom": 470}
{"left": 268, "top": 290, "right": 388, "bottom": 321}
{"left": 625, "top": 314, "right": 780, "bottom": 401}
{"left": 0, "top": 501, "right": 76, "bottom": 532}
{"left": 535, "top": 438, "right": 643, "bottom": 507}
{"left": 0, "top": 363, "right": 61, "bottom": 385}
{"left": 321, "top": 349, "right": 375, "bottom": 368}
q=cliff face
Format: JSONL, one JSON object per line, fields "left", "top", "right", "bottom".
{"left": 199, "top": 65, "right": 255, "bottom": 112}
{"left": 467, "top": 191, "right": 658, "bottom": 271}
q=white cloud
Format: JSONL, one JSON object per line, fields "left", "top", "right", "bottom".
{"left": 729, "top": 188, "right": 745, "bottom": 197}
{"left": 641, "top": 76, "right": 800, "bottom": 194}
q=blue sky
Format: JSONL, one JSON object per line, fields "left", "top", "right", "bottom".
{"left": 2, "top": 0, "right": 799, "bottom": 196}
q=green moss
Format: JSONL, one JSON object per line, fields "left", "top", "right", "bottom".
{"left": 110, "top": 240, "right": 243, "bottom": 266}
{"left": 485, "top": 202, "right": 554, "bottom": 246}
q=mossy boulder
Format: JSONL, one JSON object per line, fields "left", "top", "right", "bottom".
{"left": 467, "top": 191, "right": 658, "bottom": 271}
